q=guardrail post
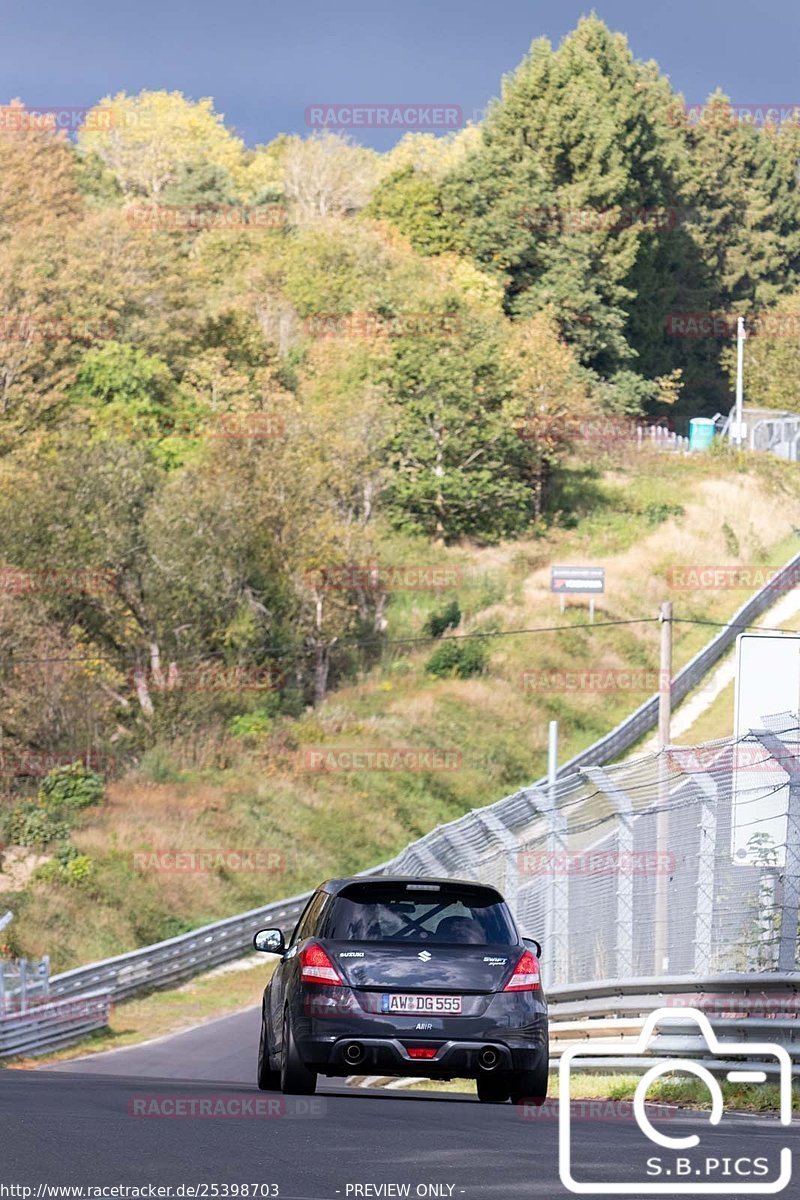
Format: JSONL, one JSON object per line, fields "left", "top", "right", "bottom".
{"left": 754, "top": 731, "right": 800, "bottom": 972}
{"left": 583, "top": 767, "right": 635, "bottom": 978}
{"left": 0, "top": 960, "right": 5, "bottom": 1016}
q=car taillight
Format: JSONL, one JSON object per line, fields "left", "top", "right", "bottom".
{"left": 300, "top": 942, "right": 343, "bottom": 986}
{"left": 407, "top": 1047, "right": 438, "bottom": 1059}
{"left": 503, "top": 949, "right": 540, "bottom": 992}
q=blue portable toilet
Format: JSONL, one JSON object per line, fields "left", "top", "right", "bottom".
{"left": 688, "top": 417, "right": 716, "bottom": 451}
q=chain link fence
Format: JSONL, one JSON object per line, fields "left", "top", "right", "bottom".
{"left": 386, "top": 714, "right": 800, "bottom": 990}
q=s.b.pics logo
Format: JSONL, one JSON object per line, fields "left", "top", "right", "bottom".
{"left": 559, "top": 1008, "right": 792, "bottom": 1194}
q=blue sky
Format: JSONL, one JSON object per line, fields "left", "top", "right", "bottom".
{"left": 1, "top": 0, "right": 797, "bottom": 149}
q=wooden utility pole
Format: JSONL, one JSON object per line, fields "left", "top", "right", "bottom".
{"left": 655, "top": 601, "right": 672, "bottom": 973}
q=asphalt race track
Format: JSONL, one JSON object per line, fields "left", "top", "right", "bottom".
{"left": 1, "top": 1006, "right": 796, "bottom": 1200}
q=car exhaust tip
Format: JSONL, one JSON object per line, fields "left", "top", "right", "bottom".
{"left": 478, "top": 1046, "right": 499, "bottom": 1070}
{"left": 343, "top": 1041, "right": 365, "bottom": 1065}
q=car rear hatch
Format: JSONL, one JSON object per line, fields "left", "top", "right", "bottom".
{"left": 328, "top": 941, "right": 517, "bottom": 993}
{"left": 316, "top": 878, "right": 523, "bottom": 995}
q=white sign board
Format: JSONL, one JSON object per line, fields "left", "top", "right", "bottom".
{"left": 732, "top": 633, "right": 800, "bottom": 866}
{"left": 551, "top": 566, "right": 605, "bottom": 594}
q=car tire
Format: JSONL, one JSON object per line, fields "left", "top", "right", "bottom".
{"left": 257, "top": 1014, "right": 281, "bottom": 1091}
{"left": 508, "top": 1052, "right": 549, "bottom": 1106}
{"left": 280, "top": 1009, "right": 318, "bottom": 1095}
{"left": 476, "top": 1071, "right": 511, "bottom": 1103}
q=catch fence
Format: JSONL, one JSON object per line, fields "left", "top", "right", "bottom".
{"left": 387, "top": 715, "right": 800, "bottom": 990}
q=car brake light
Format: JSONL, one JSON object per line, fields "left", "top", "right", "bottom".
{"left": 407, "top": 1047, "right": 438, "bottom": 1059}
{"left": 503, "top": 949, "right": 540, "bottom": 992}
{"left": 300, "top": 942, "right": 343, "bottom": 986}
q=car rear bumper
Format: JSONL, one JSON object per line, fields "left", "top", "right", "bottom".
{"left": 305, "top": 1033, "right": 547, "bottom": 1077}
{"left": 289, "top": 983, "right": 548, "bottom": 1077}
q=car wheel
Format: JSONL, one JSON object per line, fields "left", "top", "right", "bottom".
{"left": 508, "top": 1052, "right": 549, "bottom": 1106}
{"left": 280, "top": 1009, "right": 318, "bottom": 1095}
{"left": 476, "top": 1071, "right": 511, "bottom": 1103}
{"left": 257, "top": 1014, "right": 281, "bottom": 1091}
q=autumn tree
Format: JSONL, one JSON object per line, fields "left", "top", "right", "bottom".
{"left": 77, "top": 91, "right": 246, "bottom": 198}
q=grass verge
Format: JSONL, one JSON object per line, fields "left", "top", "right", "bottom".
{"left": 395, "top": 1072, "right": 800, "bottom": 1113}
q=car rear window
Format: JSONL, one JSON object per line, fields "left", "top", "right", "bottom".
{"left": 320, "top": 882, "right": 516, "bottom": 944}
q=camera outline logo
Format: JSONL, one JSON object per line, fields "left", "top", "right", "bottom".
{"left": 558, "top": 1006, "right": 792, "bottom": 1194}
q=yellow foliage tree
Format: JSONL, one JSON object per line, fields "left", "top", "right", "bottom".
{"left": 77, "top": 90, "right": 246, "bottom": 198}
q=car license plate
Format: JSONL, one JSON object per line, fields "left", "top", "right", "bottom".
{"left": 381, "top": 993, "right": 462, "bottom": 1014}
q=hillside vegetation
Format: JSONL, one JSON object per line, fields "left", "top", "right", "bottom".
{"left": 3, "top": 447, "right": 798, "bottom": 971}
{"left": 2, "top": 15, "right": 800, "bottom": 971}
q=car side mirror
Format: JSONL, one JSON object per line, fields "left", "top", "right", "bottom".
{"left": 522, "top": 936, "right": 542, "bottom": 959}
{"left": 254, "top": 928, "right": 285, "bottom": 955}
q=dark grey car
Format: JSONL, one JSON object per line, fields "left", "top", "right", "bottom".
{"left": 253, "top": 876, "right": 548, "bottom": 1104}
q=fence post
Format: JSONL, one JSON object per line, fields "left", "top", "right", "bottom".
{"left": 583, "top": 767, "right": 635, "bottom": 978}
{"left": 754, "top": 731, "right": 800, "bottom": 972}
{"left": 539, "top": 792, "right": 569, "bottom": 988}
{"left": 41, "top": 953, "right": 50, "bottom": 999}
{"left": 778, "top": 778, "right": 800, "bottom": 971}
{"left": 0, "top": 960, "right": 5, "bottom": 1016}
{"left": 480, "top": 810, "right": 520, "bottom": 920}
{"left": 19, "top": 958, "right": 27, "bottom": 1014}
{"left": 681, "top": 761, "right": 719, "bottom": 975}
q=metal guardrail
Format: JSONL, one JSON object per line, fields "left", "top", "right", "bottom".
{"left": 47, "top": 890, "right": 315, "bottom": 1004}
{"left": 547, "top": 973, "right": 800, "bottom": 1075}
{"left": 0, "top": 992, "right": 110, "bottom": 1059}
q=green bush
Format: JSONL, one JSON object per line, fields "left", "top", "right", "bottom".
{"left": 3, "top": 802, "right": 71, "bottom": 849}
{"left": 39, "top": 763, "right": 104, "bottom": 814}
{"left": 423, "top": 599, "right": 461, "bottom": 639}
{"left": 2, "top": 765, "right": 104, "bottom": 849}
{"left": 63, "top": 854, "right": 95, "bottom": 887}
{"left": 229, "top": 709, "right": 275, "bottom": 739}
{"left": 425, "top": 638, "right": 487, "bottom": 679}
{"left": 33, "top": 844, "right": 95, "bottom": 888}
